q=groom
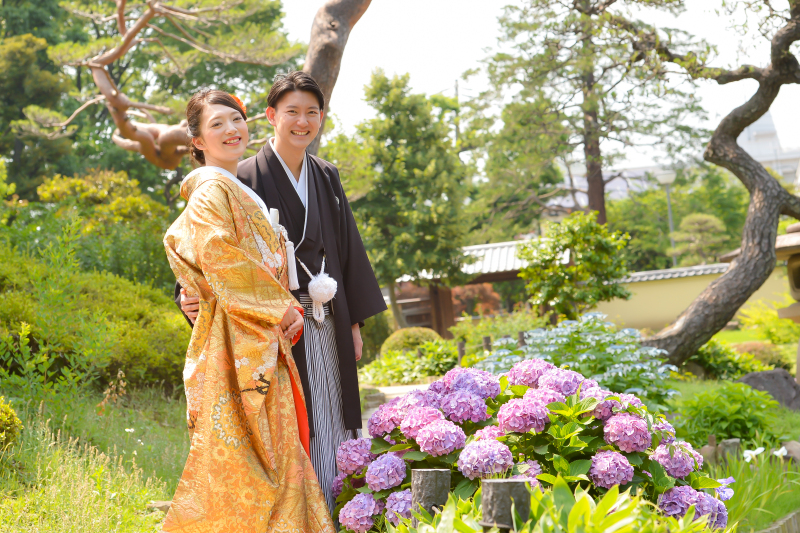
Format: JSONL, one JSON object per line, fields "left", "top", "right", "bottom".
{"left": 175, "top": 71, "right": 386, "bottom": 512}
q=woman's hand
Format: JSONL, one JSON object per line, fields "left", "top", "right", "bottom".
{"left": 280, "top": 306, "right": 304, "bottom": 340}
{"left": 180, "top": 288, "right": 200, "bottom": 324}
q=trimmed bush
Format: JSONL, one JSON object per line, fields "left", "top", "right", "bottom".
{"left": 359, "top": 340, "right": 457, "bottom": 386}
{"left": 380, "top": 327, "right": 440, "bottom": 356}
{"left": 359, "top": 310, "right": 394, "bottom": 367}
{"left": 732, "top": 341, "right": 793, "bottom": 372}
{"left": 688, "top": 339, "right": 772, "bottom": 380}
{"left": 673, "top": 381, "right": 778, "bottom": 447}
{"left": 0, "top": 397, "right": 22, "bottom": 449}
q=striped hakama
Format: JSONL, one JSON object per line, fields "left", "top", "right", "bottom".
{"left": 298, "top": 293, "right": 361, "bottom": 517}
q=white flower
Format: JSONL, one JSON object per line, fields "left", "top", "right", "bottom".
{"left": 773, "top": 446, "right": 788, "bottom": 458}
{"left": 124, "top": 428, "right": 134, "bottom": 433}
{"left": 743, "top": 447, "right": 765, "bottom": 462}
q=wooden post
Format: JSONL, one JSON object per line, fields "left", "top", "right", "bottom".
{"left": 479, "top": 479, "right": 531, "bottom": 532}
{"left": 411, "top": 469, "right": 451, "bottom": 526}
{"left": 483, "top": 336, "right": 492, "bottom": 351}
{"left": 457, "top": 341, "right": 465, "bottom": 366}
{"left": 429, "top": 284, "right": 456, "bottom": 339}
{"left": 517, "top": 331, "right": 526, "bottom": 348}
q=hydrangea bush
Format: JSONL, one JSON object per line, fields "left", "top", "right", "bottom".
{"left": 334, "top": 361, "right": 728, "bottom": 532}
{"left": 472, "top": 313, "right": 677, "bottom": 410}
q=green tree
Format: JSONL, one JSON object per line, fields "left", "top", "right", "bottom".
{"left": 348, "top": 71, "right": 469, "bottom": 327}
{"left": 669, "top": 213, "right": 727, "bottom": 266}
{"left": 474, "top": 0, "right": 707, "bottom": 224}
{"left": 518, "top": 211, "right": 631, "bottom": 321}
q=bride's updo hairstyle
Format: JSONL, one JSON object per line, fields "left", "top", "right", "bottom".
{"left": 186, "top": 88, "right": 248, "bottom": 166}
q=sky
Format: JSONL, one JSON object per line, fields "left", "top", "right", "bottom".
{"left": 282, "top": 1, "right": 800, "bottom": 167}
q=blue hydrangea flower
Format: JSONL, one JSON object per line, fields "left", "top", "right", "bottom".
{"left": 604, "top": 412, "right": 651, "bottom": 453}
{"left": 385, "top": 489, "right": 413, "bottom": 526}
{"left": 365, "top": 453, "right": 407, "bottom": 491}
{"left": 589, "top": 450, "right": 634, "bottom": 488}
{"left": 336, "top": 437, "right": 377, "bottom": 475}
{"left": 457, "top": 439, "right": 514, "bottom": 479}
{"left": 440, "top": 390, "right": 489, "bottom": 424}
{"left": 416, "top": 419, "right": 466, "bottom": 457}
{"left": 339, "top": 493, "right": 382, "bottom": 533}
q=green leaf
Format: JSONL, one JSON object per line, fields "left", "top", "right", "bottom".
{"left": 536, "top": 473, "right": 558, "bottom": 486}
{"left": 510, "top": 385, "right": 530, "bottom": 397}
{"left": 690, "top": 473, "right": 722, "bottom": 489}
{"left": 403, "top": 451, "right": 430, "bottom": 462}
{"left": 568, "top": 459, "right": 591, "bottom": 476}
{"left": 356, "top": 485, "right": 373, "bottom": 493}
{"left": 436, "top": 497, "right": 457, "bottom": 532}
{"left": 454, "top": 518, "right": 476, "bottom": 533}
{"left": 371, "top": 438, "right": 393, "bottom": 454}
{"left": 624, "top": 453, "right": 643, "bottom": 466}
{"left": 499, "top": 375, "right": 509, "bottom": 393}
{"left": 389, "top": 443, "right": 414, "bottom": 452}
{"left": 553, "top": 454, "right": 570, "bottom": 475}
{"left": 454, "top": 478, "right": 479, "bottom": 501}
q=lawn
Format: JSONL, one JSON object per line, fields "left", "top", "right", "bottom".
{"left": 711, "top": 329, "right": 763, "bottom": 344}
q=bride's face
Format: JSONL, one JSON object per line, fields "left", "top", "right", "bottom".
{"left": 193, "top": 103, "right": 249, "bottom": 164}
{"left": 267, "top": 90, "right": 323, "bottom": 151}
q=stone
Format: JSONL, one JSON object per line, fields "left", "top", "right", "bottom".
{"left": 480, "top": 480, "right": 532, "bottom": 533}
{"left": 147, "top": 501, "right": 171, "bottom": 513}
{"left": 717, "top": 438, "right": 741, "bottom": 463}
{"left": 783, "top": 440, "right": 800, "bottom": 463}
{"left": 411, "top": 469, "right": 450, "bottom": 527}
{"left": 738, "top": 369, "right": 800, "bottom": 410}
{"left": 699, "top": 435, "right": 717, "bottom": 466}
{"left": 683, "top": 361, "right": 707, "bottom": 379}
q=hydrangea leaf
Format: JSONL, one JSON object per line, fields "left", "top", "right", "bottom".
{"left": 568, "top": 459, "right": 592, "bottom": 476}
{"left": 403, "top": 450, "right": 430, "bottom": 462}
{"left": 453, "top": 478, "right": 479, "bottom": 501}
{"left": 371, "top": 437, "right": 393, "bottom": 454}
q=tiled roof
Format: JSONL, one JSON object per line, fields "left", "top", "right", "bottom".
{"left": 620, "top": 263, "right": 729, "bottom": 283}
{"left": 462, "top": 240, "right": 532, "bottom": 276}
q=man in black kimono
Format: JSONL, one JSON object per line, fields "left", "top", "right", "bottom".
{"left": 175, "top": 72, "right": 386, "bottom": 513}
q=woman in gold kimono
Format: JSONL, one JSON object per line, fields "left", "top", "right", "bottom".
{"left": 162, "top": 89, "right": 335, "bottom": 533}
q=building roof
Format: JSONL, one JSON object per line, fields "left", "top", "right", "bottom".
{"left": 462, "top": 240, "right": 531, "bottom": 277}
{"left": 620, "top": 263, "right": 729, "bottom": 283}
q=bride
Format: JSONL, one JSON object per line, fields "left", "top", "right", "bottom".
{"left": 162, "top": 88, "right": 334, "bottom": 533}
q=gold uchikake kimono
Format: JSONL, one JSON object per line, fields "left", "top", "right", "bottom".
{"left": 162, "top": 167, "right": 335, "bottom": 533}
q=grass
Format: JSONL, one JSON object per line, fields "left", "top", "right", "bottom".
{"left": 0, "top": 416, "right": 167, "bottom": 532}
{"left": 711, "top": 330, "right": 763, "bottom": 344}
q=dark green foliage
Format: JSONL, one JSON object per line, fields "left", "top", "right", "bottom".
{"left": 359, "top": 311, "right": 394, "bottom": 367}
{"left": 687, "top": 339, "right": 772, "bottom": 380}
{"left": 518, "top": 211, "right": 630, "bottom": 320}
{"left": 450, "top": 309, "right": 546, "bottom": 357}
{"left": 0, "top": 396, "right": 22, "bottom": 449}
{"left": 360, "top": 340, "right": 458, "bottom": 386}
{"left": 380, "top": 327, "right": 442, "bottom": 356}
{"left": 673, "top": 382, "right": 779, "bottom": 447}
{"left": 607, "top": 169, "right": 749, "bottom": 271}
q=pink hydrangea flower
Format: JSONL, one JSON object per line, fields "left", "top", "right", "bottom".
{"left": 507, "top": 358, "right": 555, "bottom": 387}
{"left": 589, "top": 450, "right": 634, "bottom": 488}
{"left": 399, "top": 406, "right": 445, "bottom": 440}
{"left": 538, "top": 368, "right": 587, "bottom": 397}
{"left": 385, "top": 489, "right": 413, "bottom": 526}
{"left": 474, "top": 425, "right": 506, "bottom": 441}
{"left": 339, "top": 493, "right": 382, "bottom": 533}
{"left": 336, "top": 437, "right": 377, "bottom": 475}
{"left": 457, "top": 439, "right": 514, "bottom": 480}
{"left": 651, "top": 441, "right": 702, "bottom": 478}
{"left": 604, "top": 412, "right": 651, "bottom": 453}
{"left": 440, "top": 390, "right": 489, "bottom": 424}
{"left": 524, "top": 387, "right": 566, "bottom": 406}
{"left": 497, "top": 398, "right": 550, "bottom": 434}
{"left": 416, "top": 419, "right": 466, "bottom": 457}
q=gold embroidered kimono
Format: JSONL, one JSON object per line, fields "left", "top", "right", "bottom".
{"left": 162, "top": 168, "right": 335, "bottom": 533}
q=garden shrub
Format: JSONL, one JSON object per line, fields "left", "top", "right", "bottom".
{"left": 731, "top": 341, "right": 793, "bottom": 372}
{"left": 739, "top": 296, "right": 800, "bottom": 345}
{"left": 336, "top": 363, "right": 728, "bottom": 532}
{"left": 673, "top": 381, "right": 778, "bottom": 447}
{"left": 687, "top": 339, "right": 772, "bottom": 380}
{"left": 360, "top": 311, "right": 395, "bottom": 367}
{"left": 449, "top": 309, "right": 546, "bottom": 357}
{"left": 380, "top": 327, "right": 441, "bottom": 356}
{"left": 472, "top": 313, "right": 676, "bottom": 410}
{"left": 0, "top": 396, "right": 22, "bottom": 449}
{"left": 360, "top": 340, "right": 457, "bottom": 386}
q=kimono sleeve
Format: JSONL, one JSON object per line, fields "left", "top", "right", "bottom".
{"left": 186, "top": 181, "right": 296, "bottom": 328}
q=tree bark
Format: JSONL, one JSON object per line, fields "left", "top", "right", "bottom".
{"left": 303, "top": 0, "right": 372, "bottom": 155}
{"left": 386, "top": 281, "right": 408, "bottom": 329}
{"left": 579, "top": 12, "right": 606, "bottom": 224}
{"left": 643, "top": 5, "right": 800, "bottom": 365}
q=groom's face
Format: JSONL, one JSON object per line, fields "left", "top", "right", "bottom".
{"left": 267, "top": 90, "right": 323, "bottom": 151}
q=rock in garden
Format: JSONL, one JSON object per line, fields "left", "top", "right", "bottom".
{"left": 147, "top": 501, "right": 171, "bottom": 513}
{"left": 717, "top": 439, "right": 741, "bottom": 462}
{"left": 783, "top": 441, "right": 800, "bottom": 463}
{"left": 737, "top": 369, "right": 800, "bottom": 410}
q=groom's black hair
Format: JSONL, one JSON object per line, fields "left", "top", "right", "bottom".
{"left": 267, "top": 71, "right": 325, "bottom": 111}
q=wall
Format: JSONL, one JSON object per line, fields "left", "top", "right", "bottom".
{"left": 594, "top": 268, "right": 789, "bottom": 332}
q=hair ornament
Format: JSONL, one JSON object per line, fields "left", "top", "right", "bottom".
{"left": 229, "top": 94, "right": 247, "bottom": 115}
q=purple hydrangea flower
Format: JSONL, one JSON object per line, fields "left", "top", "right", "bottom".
{"left": 651, "top": 441, "right": 702, "bottom": 478}
{"left": 336, "top": 437, "right": 377, "bottom": 475}
{"left": 366, "top": 453, "right": 407, "bottom": 491}
{"left": 715, "top": 477, "right": 735, "bottom": 501}
{"left": 457, "top": 439, "right": 514, "bottom": 480}
{"left": 659, "top": 486, "right": 701, "bottom": 518}
{"left": 580, "top": 388, "right": 616, "bottom": 421}
{"left": 507, "top": 359, "right": 555, "bottom": 388}
{"left": 538, "top": 368, "right": 587, "bottom": 397}
{"left": 429, "top": 379, "right": 448, "bottom": 396}
{"left": 604, "top": 413, "right": 652, "bottom": 453}
{"left": 385, "top": 489, "right": 413, "bottom": 526}
{"left": 524, "top": 387, "right": 566, "bottom": 406}
{"left": 497, "top": 398, "right": 550, "bottom": 434}
{"left": 450, "top": 370, "right": 501, "bottom": 399}
{"left": 395, "top": 389, "right": 442, "bottom": 415}
{"left": 400, "top": 406, "right": 445, "bottom": 440}
{"left": 616, "top": 393, "right": 644, "bottom": 409}
{"left": 474, "top": 425, "right": 506, "bottom": 441}
{"left": 589, "top": 450, "right": 635, "bottom": 488}
{"left": 332, "top": 472, "right": 346, "bottom": 500}
{"left": 653, "top": 420, "right": 676, "bottom": 444}
{"left": 440, "top": 390, "right": 489, "bottom": 424}
{"left": 416, "top": 419, "right": 466, "bottom": 457}
{"left": 517, "top": 459, "right": 543, "bottom": 478}
{"left": 367, "top": 398, "right": 402, "bottom": 438}
{"left": 697, "top": 493, "right": 728, "bottom": 530}
{"left": 339, "top": 493, "right": 382, "bottom": 533}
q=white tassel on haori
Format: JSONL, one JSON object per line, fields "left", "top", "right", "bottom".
{"left": 270, "top": 208, "right": 300, "bottom": 290}
{"left": 297, "top": 257, "right": 337, "bottom": 323}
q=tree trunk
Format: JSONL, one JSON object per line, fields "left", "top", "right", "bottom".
{"left": 303, "top": 0, "right": 372, "bottom": 155}
{"left": 386, "top": 281, "right": 408, "bottom": 329}
{"left": 579, "top": 16, "right": 606, "bottom": 224}
{"left": 643, "top": 10, "right": 800, "bottom": 364}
